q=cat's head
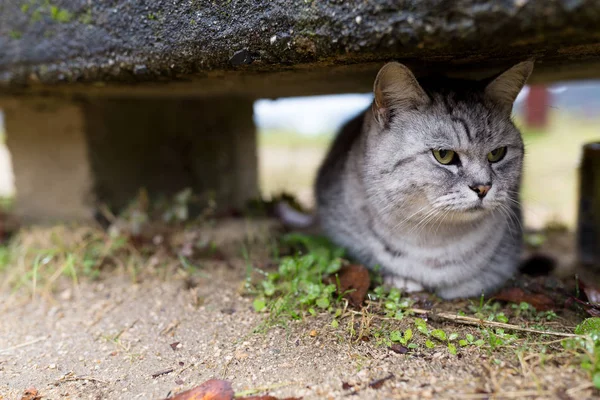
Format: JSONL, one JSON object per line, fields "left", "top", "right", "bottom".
{"left": 363, "top": 61, "right": 533, "bottom": 225}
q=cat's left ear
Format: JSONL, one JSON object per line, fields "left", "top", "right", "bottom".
{"left": 484, "top": 60, "right": 534, "bottom": 114}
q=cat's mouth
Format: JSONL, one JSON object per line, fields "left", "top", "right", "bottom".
{"left": 465, "top": 204, "right": 485, "bottom": 212}
{"left": 449, "top": 202, "right": 490, "bottom": 220}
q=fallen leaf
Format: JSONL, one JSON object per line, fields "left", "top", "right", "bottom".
{"left": 493, "top": 287, "right": 555, "bottom": 311}
{"left": 390, "top": 344, "right": 408, "bottom": 354}
{"left": 21, "top": 388, "right": 41, "bottom": 400}
{"left": 237, "top": 397, "right": 301, "bottom": 400}
{"left": 368, "top": 374, "right": 394, "bottom": 390}
{"left": 564, "top": 277, "right": 600, "bottom": 316}
{"left": 568, "top": 295, "right": 600, "bottom": 317}
{"left": 165, "top": 379, "right": 234, "bottom": 400}
{"left": 326, "top": 264, "right": 370, "bottom": 308}
{"left": 579, "top": 278, "right": 600, "bottom": 305}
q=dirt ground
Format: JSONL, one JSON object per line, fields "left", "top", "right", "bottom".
{"left": 0, "top": 219, "right": 598, "bottom": 400}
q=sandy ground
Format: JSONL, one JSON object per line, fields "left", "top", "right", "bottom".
{"left": 0, "top": 248, "right": 596, "bottom": 400}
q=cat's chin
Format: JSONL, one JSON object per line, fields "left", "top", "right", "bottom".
{"left": 447, "top": 206, "right": 490, "bottom": 222}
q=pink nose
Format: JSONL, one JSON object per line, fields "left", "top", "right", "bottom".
{"left": 469, "top": 184, "right": 491, "bottom": 198}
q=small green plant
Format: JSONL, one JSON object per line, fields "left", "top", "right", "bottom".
{"left": 250, "top": 234, "right": 345, "bottom": 327}
{"left": 413, "top": 318, "right": 459, "bottom": 354}
{"left": 468, "top": 294, "right": 503, "bottom": 320}
{"left": 564, "top": 317, "right": 600, "bottom": 388}
{"left": 390, "top": 328, "right": 417, "bottom": 349}
{"left": 372, "top": 286, "right": 413, "bottom": 319}
{"left": 482, "top": 328, "right": 518, "bottom": 349}
{"left": 459, "top": 333, "right": 485, "bottom": 347}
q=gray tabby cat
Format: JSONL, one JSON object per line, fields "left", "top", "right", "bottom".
{"left": 315, "top": 61, "right": 533, "bottom": 299}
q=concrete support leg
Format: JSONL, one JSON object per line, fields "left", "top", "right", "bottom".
{"left": 4, "top": 99, "right": 94, "bottom": 221}
{"left": 2, "top": 96, "right": 258, "bottom": 221}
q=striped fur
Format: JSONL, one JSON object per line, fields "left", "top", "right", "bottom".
{"left": 315, "top": 61, "right": 533, "bottom": 299}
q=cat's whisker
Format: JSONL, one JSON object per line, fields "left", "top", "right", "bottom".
{"left": 494, "top": 206, "right": 516, "bottom": 239}
{"left": 392, "top": 203, "right": 432, "bottom": 230}
{"left": 409, "top": 207, "right": 441, "bottom": 236}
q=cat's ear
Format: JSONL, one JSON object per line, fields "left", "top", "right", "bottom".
{"left": 484, "top": 60, "right": 534, "bottom": 114}
{"left": 373, "top": 62, "right": 428, "bottom": 127}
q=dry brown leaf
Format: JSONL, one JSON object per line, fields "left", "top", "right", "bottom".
{"left": 166, "top": 379, "right": 234, "bottom": 400}
{"left": 390, "top": 344, "right": 408, "bottom": 354}
{"left": 327, "top": 264, "right": 370, "bottom": 308}
{"left": 21, "top": 388, "right": 41, "bottom": 400}
{"left": 493, "top": 287, "right": 555, "bottom": 311}
{"left": 580, "top": 279, "right": 600, "bottom": 305}
{"left": 237, "top": 396, "right": 301, "bottom": 400}
{"left": 368, "top": 374, "right": 394, "bottom": 389}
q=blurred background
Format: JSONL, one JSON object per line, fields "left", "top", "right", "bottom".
{"left": 256, "top": 82, "right": 600, "bottom": 230}
{"left": 1, "top": 82, "right": 599, "bottom": 230}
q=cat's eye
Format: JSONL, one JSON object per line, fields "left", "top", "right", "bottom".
{"left": 432, "top": 149, "right": 457, "bottom": 165}
{"left": 487, "top": 147, "right": 507, "bottom": 163}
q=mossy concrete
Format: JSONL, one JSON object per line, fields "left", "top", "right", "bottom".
{"left": 1, "top": 0, "right": 600, "bottom": 98}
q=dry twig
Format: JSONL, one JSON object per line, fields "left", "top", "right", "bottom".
{"left": 350, "top": 308, "right": 582, "bottom": 338}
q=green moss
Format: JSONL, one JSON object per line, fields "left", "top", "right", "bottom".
{"left": 9, "top": 30, "right": 22, "bottom": 39}
{"left": 79, "top": 8, "right": 93, "bottom": 25}
{"left": 50, "top": 5, "right": 72, "bottom": 22}
{"left": 21, "top": 1, "right": 73, "bottom": 24}
{"left": 30, "top": 9, "right": 42, "bottom": 22}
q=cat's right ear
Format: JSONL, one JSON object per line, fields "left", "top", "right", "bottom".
{"left": 373, "top": 62, "right": 428, "bottom": 127}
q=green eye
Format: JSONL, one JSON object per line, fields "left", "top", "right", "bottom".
{"left": 487, "top": 147, "right": 507, "bottom": 163}
{"left": 432, "top": 149, "right": 456, "bottom": 165}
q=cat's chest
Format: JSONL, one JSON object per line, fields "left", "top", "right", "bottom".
{"left": 372, "top": 219, "right": 504, "bottom": 265}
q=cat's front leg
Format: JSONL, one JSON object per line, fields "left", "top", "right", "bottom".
{"left": 435, "top": 270, "right": 511, "bottom": 300}
{"left": 383, "top": 274, "right": 425, "bottom": 293}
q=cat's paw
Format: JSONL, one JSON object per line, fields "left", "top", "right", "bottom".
{"left": 383, "top": 275, "right": 424, "bottom": 293}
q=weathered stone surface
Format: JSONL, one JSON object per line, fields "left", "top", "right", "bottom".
{"left": 1, "top": 0, "right": 600, "bottom": 98}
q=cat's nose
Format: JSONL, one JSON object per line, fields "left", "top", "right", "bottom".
{"left": 469, "top": 183, "right": 492, "bottom": 199}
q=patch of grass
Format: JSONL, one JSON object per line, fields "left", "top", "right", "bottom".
{"left": 259, "top": 130, "right": 332, "bottom": 149}
{"left": 563, "top": 317, "right": 600, "bottom": 388}
{"left": 249, "top": 233, "right": 345, "bottom": 327}
{"left": 0, "top": 225, "right": 135, "bottom": 296}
